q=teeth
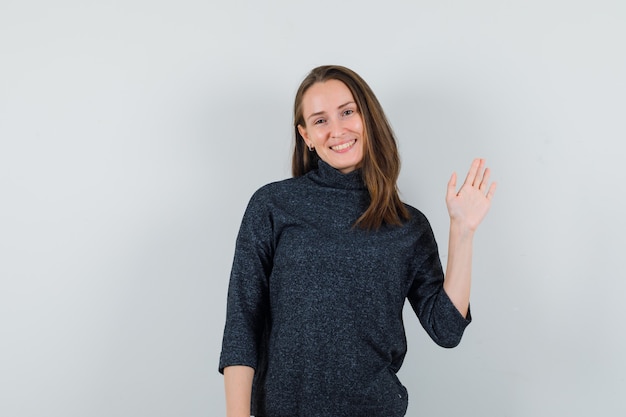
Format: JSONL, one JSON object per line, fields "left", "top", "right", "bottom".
{"left": 331, "top": 140, "right": 356, "bottom": 151}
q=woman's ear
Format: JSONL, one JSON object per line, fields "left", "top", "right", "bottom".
{"left": 297, "top": 124, "right": 310, "bottom": 147}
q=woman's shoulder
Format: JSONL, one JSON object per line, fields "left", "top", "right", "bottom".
{"left": 255, "top": 176, "right": 303, "bottom": 193}
{"left": 403, "top": 202, "right": 427, "bottom": 220}
{"left": 402, "top": 202, "right": 433, "bottom": 230}
{"left": 247, "top": 176, "right": 306, "bottom": 204}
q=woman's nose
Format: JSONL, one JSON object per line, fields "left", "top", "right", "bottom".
{"left": 329, "top": 118, "right": 345, "bottom": 138}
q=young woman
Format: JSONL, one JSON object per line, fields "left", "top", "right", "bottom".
{"left": 219, "top": 65, "right": 496, "bottom": 417}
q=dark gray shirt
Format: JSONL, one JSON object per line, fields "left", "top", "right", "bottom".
{"left": 219, "top": 161, "right": 471, "bottom": 417}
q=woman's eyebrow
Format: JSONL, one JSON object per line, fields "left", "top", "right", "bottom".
{"left": 306, "top": 110, "right": 327, "bottom": 121}
{"left": 337, "top": 101, "right": 356, "bottom": 109}
{"left": 306, "top": 101, "right": 356, "bottom": 121}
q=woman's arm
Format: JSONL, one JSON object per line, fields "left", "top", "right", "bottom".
{"left": 220, "top": 188, "right": 274, "bottom": 416}
{"left": 443, "top": 158, "right": 496, "bottom": 316}
{"left": 224, "top": 365, "right": 255, "bottom": 417}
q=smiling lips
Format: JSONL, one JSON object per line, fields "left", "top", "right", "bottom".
{"left": 330, "top": 139, "right": 357, "bottom": 152}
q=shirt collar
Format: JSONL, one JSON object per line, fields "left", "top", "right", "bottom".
{"left": 306, "top": 160, "right": 367, "bottom": 190}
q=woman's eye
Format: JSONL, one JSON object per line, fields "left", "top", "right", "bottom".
{"left": 343, "top": 109, "right": 354, "bottom": 116}
{"left": 314, "top": 118, "right": 326, "bottom": 125}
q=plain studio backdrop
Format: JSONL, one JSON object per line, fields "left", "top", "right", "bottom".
{"left": 1, "top": 1, "right": 624, "bottom": 416}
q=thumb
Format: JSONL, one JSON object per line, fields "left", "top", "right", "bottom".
{"left": 447, "top": 172, "right": 457, "bottom": 199}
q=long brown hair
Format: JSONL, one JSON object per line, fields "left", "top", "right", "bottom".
{"left": 292, "top": 65, "right": 409, "bottom": 230}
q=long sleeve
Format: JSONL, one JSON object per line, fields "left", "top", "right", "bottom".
{"left": 219, "top": 189, "right": 274, "bottom": 373}
{"left": 406, "top": 218, "right": 471, "bottom": 348}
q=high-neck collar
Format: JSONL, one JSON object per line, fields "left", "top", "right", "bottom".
{"left": 306, "top": 160, "right": 367, "bottom": 190}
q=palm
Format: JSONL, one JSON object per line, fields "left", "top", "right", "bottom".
{"left": 446, "top": 159, "right": 496, "bottom": 232}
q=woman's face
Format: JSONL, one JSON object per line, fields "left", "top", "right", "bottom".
{"left": 297, "top": 79, "right": 364, "bottom": 174}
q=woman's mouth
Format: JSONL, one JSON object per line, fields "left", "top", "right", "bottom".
{"left": 330, "top": 139, "right": 356, "bottom": 152}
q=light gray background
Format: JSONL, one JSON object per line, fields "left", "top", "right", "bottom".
{"left": 1, "top": 1, "right": 624, "bottom": 416}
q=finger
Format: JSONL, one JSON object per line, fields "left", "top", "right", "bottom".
{"left": 447, "top": 172, "right": 458, "bottom": 198}
{"left": 486, "top": 182, "right": 497, "bottom": 200}
{"left": 473, "top": 158, "right": 487, "bottom": 187}
{"left": 479, "top": 167, "right": 491, "bottom": 192}
{"left": 464, "top": 158, "right": 481, "bottom": 187}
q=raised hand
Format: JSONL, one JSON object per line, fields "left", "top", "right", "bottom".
{"left": 445, "top": 158, "right": 496, "bottom": 233}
